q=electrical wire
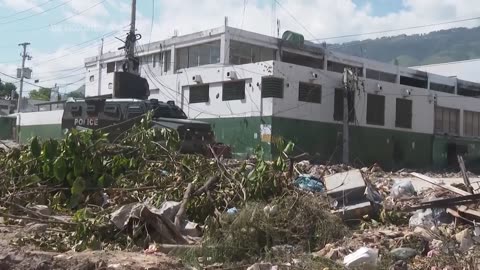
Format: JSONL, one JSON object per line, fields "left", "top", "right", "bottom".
{"left": 0, "top": 0, "right": 56, "bottom": 20}
{"left": 274, "top": 0, "right": 317, "bottom": 40}
{"left": 17, "top": 0, "right": 109, "bottom": 33}
{"left": 37, "top": 70, "right": 85, "bottom": 83}
{"left": 0, "top": 0, "right": 74, "bottom": 26}
{"left": 0, "top": 70, "right": 51, "bottom": 89}
{"left": 313, "top": 15, "right": 480, "bottom": 42}
{"left": 33, "top": 32, "right": 125, "bottom": 65}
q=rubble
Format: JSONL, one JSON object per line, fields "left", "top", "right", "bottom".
{"left": 390, "top": 247, "right": 418, "bottom": 260}
{"left": 1, "top": 118, "right": 480, "bottom": 269}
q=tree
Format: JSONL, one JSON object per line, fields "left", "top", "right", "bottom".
{"left": 65, "top": 91, "right": 84, "bottom": 99}
{"left": 65, "top": 85, "right": 85, "bottom": 99}
{"left": 29, "top": 88, "right": 52, "bottom": 101}
{"left": 0, "top": 81, "right": 18, "bottom": 98}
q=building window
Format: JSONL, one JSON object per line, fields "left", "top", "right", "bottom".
{"left": 366, "top": 69, "right": 396, "bottom": 83}
{"left": 464, "top": 110, "right": 480, "bottom": 137}
{"left": 176, "top": 40, "right": 221, "bottom": 70}
{"left": 230, "top": 40, "right": 275, "bottom": 65}
{"left": 430, "top": 82, "right": 454, "bottom": 94}
{"left": 298, "top": 82, "right": 321, "bottom": 103}
{"left": 327, "top": 61, "right": 363, "bottom": 76}
{"left": 434, "top": 106, "right": 460, "bottom": 135}
{"left": 366, "top": 94, "right": 385, "bottom": 126}
{"left": 281, "top": 51, "right": 323, "bottom": 69}
{"left": 400, "top": 75, "right": 427, "bottom": 89}
{"left": 189, "top": 84, "right": 210, "bottom": 103}
{"left": 89, "top": 75, "right": 94, "bottom": 82}
{"left": 457, "top": 81, "right": 480, "bottom": 97}
{"left": 261, "top": 77, "right": 284, "bottom": 98}
{"left": 106, "top": 62, "right": 115, "bottom": 73}
{"left": 164, "top": 50, "right": 171, "bottom": 72}
{"left": 333, "top": 88, "right": 355, "bottom": 122}
{"left": 395, "top": 98, "right": 412, "bottom": 129}
{"left": 222, "top": 80, "right": 245, "bottom": 101}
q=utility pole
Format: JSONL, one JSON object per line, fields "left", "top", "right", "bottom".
{"left": 122, "top": 0, "right": 139, "bottom": 74}
{"left": 342, "top": 68, "right": 350, "bottom": 164}
{"left": 17, "top": 42, "right": 31, "bottom": 113}
{"left": 341, "top": 68, "right": 362, "bottom": 164}
{"left": 97, "top": 38, "right": 104, "bottom": 96}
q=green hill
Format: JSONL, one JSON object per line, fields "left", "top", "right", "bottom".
{"left": 331, "top": 27, "right": 480, "bottom": 66}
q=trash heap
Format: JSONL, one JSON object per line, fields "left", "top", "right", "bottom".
{"left": 0, "top": 119, "right": 479, "bottom": 269}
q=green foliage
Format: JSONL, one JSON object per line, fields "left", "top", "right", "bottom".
{"left": 0, "top": 113, "right": 301, "bottom": 254}
{"left": 29, "top": 88, "right": 51, "bottom": 101}
{"left": 334, "top": 26, "right": 480, "bottom": 66}
{"left": 0, "top": 81, "right": 17, "bottom": 98}
{"left": 65, "top": 85, "right": 85, "bottom": 99}
{"left": 198, "top": 195, "right": 347, "bottom": 265}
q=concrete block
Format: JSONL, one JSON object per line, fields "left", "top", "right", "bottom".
{"left": 332, "top": 201, "right": 372, "bottom": 220}
{"left": 325, "top": 169, "right": 366, "bottom": 202}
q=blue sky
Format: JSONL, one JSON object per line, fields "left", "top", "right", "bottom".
{"left": 353, "top": 0, "right": 405, "bottom": 16}
{"left": 0, "top": 0, "right": 478, "bottom": 95}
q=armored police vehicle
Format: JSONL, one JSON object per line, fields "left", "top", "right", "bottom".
{"left": 61, "top": 72, "right": 222, "bottom": 155}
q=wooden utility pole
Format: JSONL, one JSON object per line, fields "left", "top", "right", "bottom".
{"left": 17, "top": 42, "right": 31, "bottom": 113}
{"left": 128, "top": 0, "right": 137, "bottom": 62}
{"left": 121, "top": 0, "right": 139, "bottom": 74}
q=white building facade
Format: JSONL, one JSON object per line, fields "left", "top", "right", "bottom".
{"left": 15, "top": 26, "right": 480, "bottom": 169}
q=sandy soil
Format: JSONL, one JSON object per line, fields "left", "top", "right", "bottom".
{"left": 0, "top": 225, "right": 185, "bottom": 270}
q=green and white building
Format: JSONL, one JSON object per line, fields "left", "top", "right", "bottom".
{"left": 11, "top": 25, "right": 480, "bottom": 169}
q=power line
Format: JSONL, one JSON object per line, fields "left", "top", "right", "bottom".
{"left": 18, "top": 0, "right": 108, "bottom": 32}
{"left": 0, "top": 0, "right": 74, "bottom": 26}
{"left": 32, "top": 32, "right": 125, "bottom": 65}
{"left": 0, "top": 71, "right": 49, "bottom": 89}
{"left": 313, "top": 15, "right": 480, "bottom": 42}
{"left": 32, "top": 66, "right": 84, "bottom": 75}
{"left": 0, "top": 0, "right": 56, "bottom": 20}
{"left": 273, "top": 0, "right": 480, "bottom": 46}
{"left": 274, "top": 0, "right": 317, "bottom": 40}
{"left": 36, "top": 70, "right": 85, "bottom": 83}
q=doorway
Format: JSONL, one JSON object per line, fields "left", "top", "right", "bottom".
{"left": 447, "top": 143, "right": 467, "bottom": 167}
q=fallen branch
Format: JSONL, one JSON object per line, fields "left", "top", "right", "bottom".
{"left": 4, "top": 201, "right": 49, "bottom": 219}
{"left": 0, "top": 212, "right": 77, "bottom": 226}
{"left": 175, "top": 183, "right": 193, "bottom": 229}
{"left": 0, "top": 140, "right": 11, "bottom": 150}
{"left": 192, "top": 176, "right": 220, "bottom": 196}
{"left": 156, "top": 214, "right": 189, "bottom": 244}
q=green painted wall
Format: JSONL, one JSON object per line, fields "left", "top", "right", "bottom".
{"left": 271, "top": 117, "right": 432, "bottom": 169}
{"left": 432, "top": 135, "right": 480, "bottom": 170}
{"left": 17, "top": 116, "right": 480, "bottom": 171}
{"left": 0, "top": 117, "right": 14, "bottom": 140}
{"left": 203, "top": 116, "right": 272, "bottom": 159}
{"left": 19, "top": 124, "right": 63, "bottom": 144}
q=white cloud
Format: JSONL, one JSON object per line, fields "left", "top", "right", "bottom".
{"left": 1, "top": 0, "right": 44, "bottom": 12}
{"left": 5, "top": 0, "right": 480, "bottom": 96}
{"left": 133, "top": 0, "right": 480, "bottom": 43}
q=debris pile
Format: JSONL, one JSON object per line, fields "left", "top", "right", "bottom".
{"left": 0, "top": 116, "right": 480, "bottom": 269}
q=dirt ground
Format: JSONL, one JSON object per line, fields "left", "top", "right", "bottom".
{"left": 0, "top": 226, "right": 185, "bottom": 270}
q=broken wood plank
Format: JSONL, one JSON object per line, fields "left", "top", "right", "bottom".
{"left": 410, "top": 172, "right": 471, "bottom": 196}
{"left": 457, "top": 155, "right": 474, "bottom": 194}
{"left": 456, "top": 205, "right": 480, "bottom": 219}
{"left": 407, "top": 193, "right": 480, "bottom": 210}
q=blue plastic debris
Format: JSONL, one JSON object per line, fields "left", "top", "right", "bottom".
{"left": 294, "top": 175, "right": 325, "bottom": 193}
{"left": 227, "top": 207, "right": 239, "bottom": 215}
